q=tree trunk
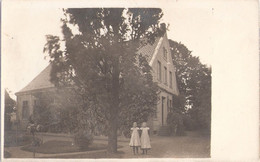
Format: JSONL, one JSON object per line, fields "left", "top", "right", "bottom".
{"left": 107, "top": 111, "right": 118, "bottom": 153}
{"left": 107, "top": 58, "right": 120, "bottom": 153}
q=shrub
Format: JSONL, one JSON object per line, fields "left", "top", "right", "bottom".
{"left": 182, "top": 114, "right": 198, "bottom": 131}
{"left": 4, "top": 133, "right": 40, "bottom": 147}
{"left": 4, "top": 150, "right": 11, "bottom": 158}
{"left": 74, "top": 130, "right": 93, "bottom": 150}
{"left": 166, "top": 112, "right": 185, "bottom": 136}
{"left": 4, "top": 114, "right": 12, "bottom": 130}
{"left": 121, "top": 129, "right": 131, "bottom": 138}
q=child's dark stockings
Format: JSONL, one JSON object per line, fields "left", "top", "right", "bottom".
{"left": 133, "top": 147, "right": 139, "bottom": 155}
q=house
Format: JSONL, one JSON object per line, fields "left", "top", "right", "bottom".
{"left": 15, "top": 64, "right": 56, "bottom": 129}
{"left": 15, "top": 33, "right": 179, "bottom": 133}
{"left": 138, "top": 33, "right": 179, "bottom": 133}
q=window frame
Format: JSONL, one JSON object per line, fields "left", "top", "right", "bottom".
{"left": 22, "top": 100, "right": 29, "bottom": 119}
{"left": 163, "top": 47, "right": 167, "bottom": 61}
{"left": 157, "top": 61, "right": 162, "bottom": 82}
{"left": 169, "top": 71, "right": 173, "bottom": 88}
{"left": 164, "top": 66, "right": 167, "bottom": 85}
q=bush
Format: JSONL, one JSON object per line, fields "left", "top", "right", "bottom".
{"left": 4, "top": 132, "right": 40, "bottom": 147}
{"left": 121, "top": 129, "right": 131, "bottom": 138}
{"left": 4, "top": 114, "right": 12, "bottom": 130}
{"left": 166, "top": 112, "right": 185, "bottom": 136}
{"left": 4, "top": 150, "right": 11, "bottom": 158}
{"left": 182, "top": 114, "right": 198, "bottom": 131}
{"left": 74, "top": 130, "right": 93, "bottom": 150}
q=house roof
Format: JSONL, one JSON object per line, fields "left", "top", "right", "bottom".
{"left": 137, "top": 37, "right": 160, "bottom": 63}
{"left": 16, "top": 64, "right": 55, "bottom": 94}
{"left": 16, "top": 36, "right": 164, "bottom": 94}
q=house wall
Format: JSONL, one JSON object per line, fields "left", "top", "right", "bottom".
{"left": 150, "top": 34, "right": 179, "bottom": 96}
{"left": 149, "top": 34, "right": 179, "bottom": 132}
{"left": 149, "top": 91, "right": 173, "bottom": 131}
{"left": 16, "top": 93, "right": 37, "bottom": 129}
{"left": 16, "top": 88, "right": 56, "bottom": 130}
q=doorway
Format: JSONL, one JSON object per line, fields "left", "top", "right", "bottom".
{"left": 161, "top": 96, "right": 165, "bottom": 126}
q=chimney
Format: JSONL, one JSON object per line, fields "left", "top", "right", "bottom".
{"left": 159, "top": 23, "right": 167, "bottom": 36}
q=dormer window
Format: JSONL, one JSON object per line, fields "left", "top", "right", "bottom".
{"left": 163, "top": 47, "right": 167, "bottom": 61}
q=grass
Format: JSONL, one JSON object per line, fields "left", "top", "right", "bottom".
{"left": 4, "top": 150, "right": 11, "bottom": 158}
{"left": 4, "top": 130, "right": 36, "bottom": 147}
{"left": 51, "top": 151, "right": 125, "bottom": 158}
{"left": 41, "top": 131, "right": 210, "bottom": 158}
{"left": 21, "top": 140, "right": 108, "bottom": 154}
{"left": 5, "top": 130, "right": 210, "bottom": 158}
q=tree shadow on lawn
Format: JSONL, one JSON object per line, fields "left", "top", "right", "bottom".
{"left": 21, "top": 140, "right": 122, "bottom": 154}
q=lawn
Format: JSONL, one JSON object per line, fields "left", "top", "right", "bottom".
{"left": 46, "top": 131, "right": 210, "bottom": 158}
{"left": 4, "top": 150, "right": 11, "bottom": 158}
{"left": 5, "top": 130, "right": 210, "bottom": 158}
{"left": 4, "top": 130, "right": 36, "bottom": 147}
{"left": 21, "top": 140, "right": 109, "bottom": 154}
{"left": 51, "top": 151, "right": 125, "bottom": 158}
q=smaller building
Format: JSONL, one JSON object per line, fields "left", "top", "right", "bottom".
{"left": 15, "top": 65, "right": 56, "bottom": 129}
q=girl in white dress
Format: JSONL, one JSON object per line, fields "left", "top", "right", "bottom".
{"left": 129, "top": 122, "right": 141, "bottom": 155}
{"left": 140, "top": 122, "right": 151, "bottom": 154}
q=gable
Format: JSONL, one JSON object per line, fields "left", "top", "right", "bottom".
{"left": 148, "top": 34, "right": 179, "bottom": 95}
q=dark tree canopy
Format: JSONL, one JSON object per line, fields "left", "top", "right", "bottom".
{"left": 169, "top": 40, "right": 211, "bottom": 130}
{"left": 44, "top": 8, "right": 164, "bottom": 153}
{"left": 5, "top": 90, "right": 16, "bottom": 113}
{"left": 5, "top": 89, "right": 16, "bottom": 130}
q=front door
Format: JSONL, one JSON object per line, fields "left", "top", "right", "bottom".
{"left": 161, "top": 96, "right": 165, "bottom": 126}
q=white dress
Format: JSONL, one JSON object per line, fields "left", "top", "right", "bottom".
{"left": 140, "top": 127, "right": 151, "bottom": 149}
{"left": 129, "top": 127, "right": 141, "bottom": 147}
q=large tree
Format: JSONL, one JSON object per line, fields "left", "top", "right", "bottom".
{"left": 169, "top": 40, "right": 211, "bottom": 130}
{"left": 44, "top": 8, "right": 164, "bottom": 153}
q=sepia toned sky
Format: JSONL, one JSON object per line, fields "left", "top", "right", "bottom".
{"left": 2, "top": 1, "right": 213, "bottom": 98}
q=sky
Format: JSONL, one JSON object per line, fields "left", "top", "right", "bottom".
{"left": 2, "top": 1, "right": 214, "bottom": 99}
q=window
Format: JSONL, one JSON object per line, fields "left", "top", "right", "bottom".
{"left": 167, "top": 96, "right": 170, "bottom": 113}
{"left": 163, "top": 47, "right": 167, "bottom": 61}
{"left": 164, "top": 67, "right": 167, "bottom": 85}
{"left": 153, "top": 109, "right": 158, "bottom": 119}
{"left": 157, "top": 61, "right": 161, "bottom": 81}
{"left": 169, "top": 71, "right": 172, "bottom": 88}
{"left": 22, "top": 101, "right": 29, "bottom": 119}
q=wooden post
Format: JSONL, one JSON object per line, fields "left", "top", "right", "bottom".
{"left": 33, "top": 133, "right": 35, "bottom": 158}
{"left": 15, "top": 122, "right": 18, "bottom": 144}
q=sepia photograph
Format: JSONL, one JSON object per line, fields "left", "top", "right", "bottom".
{"left": 2, "top": 0, "right": 258, "bottom": 161}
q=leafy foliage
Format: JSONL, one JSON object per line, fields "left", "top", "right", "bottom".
{"left": 32, "top": 91, "right": 61, "bottom": 132}
{"left": 169, "top": 40, "right": 211, "bottom": 130}
{"left": 44, "top": 8, "right": 164, "bottom": 152}
{"left": 4, "top": 89, "right": 16, "bottom": 130}
{"left": 74, "top": 130, "right": 93, "bottom": 150}
{"left": 166, "top": 111, "right": 185, "bottom": 136}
